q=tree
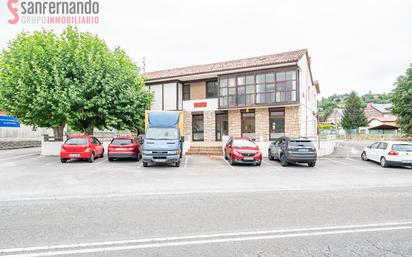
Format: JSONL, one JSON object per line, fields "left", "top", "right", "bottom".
{"left": 0, "top": 30, "right": 67, "bottom": 138}
{"left": 341, "top": 91, "right": 368, "bottom": 133}
{"left": 392, "top": 64, "right": 412, "bottom": 135}
{"left": 0, "top": 27, "right": 152, "bottom": 136}
{"left": 60, "top": 27, "right": 152, "bottom": 134}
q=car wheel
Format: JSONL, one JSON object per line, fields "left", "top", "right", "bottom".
{"left": 268, "top": 150, "right": 274, "bottom": 160}
{"left": 229, "top": 155, "right": 234, "bottom": 166}
{"left": 60, "top": 158, "right": 67, "bottom": 163}
{"left": 280, "top": 154, "right": 288, "bottom": 167}
{"left": 175, "top": 161, "right": 180, "bottom": 167}
{"left": 361, "top": 151, "right": 368, "bottom": 161}
{"left": 108, "top": 157, "right": 114, "bottom": 162}
{"left": 100, "top": 151, "right": 104, "bottom": 158}
{"left": 143, "top": 162, "right": 148, "bottom": 167}
{"left": 308, "top": 161, "right": 316, "bottom": 167}
{"left": 88, "top": 153, "right": 95, "bottom": 163}
{"left": 380, "top": 157, "right": 388, "bottom": 168}
{"left": 256, "top": 161, "right": 261, "bottom": 166}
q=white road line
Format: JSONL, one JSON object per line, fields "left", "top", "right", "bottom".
{"left": 223, "top": 159, "right": 235, "bottom": 170}
{"left": 184, "top": 156, "right": 189, "bottom": 169}
{"left": 323, "top": 158, "right": 347, "bottom": 165}
{"left": 2, "top": 184, "right": 412, "bottom": 202}
{"left": 136, "top": 162, "right": 143, "bottom": 168}
{"left": 89, "top": 159, "right": 106, "bottom": 168}
{"left": 1, "top": 222, "right": 412, "bottom": 256}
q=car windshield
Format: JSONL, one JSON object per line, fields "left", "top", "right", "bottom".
{"left": 145, "top": 128, "right": 179, "bottom": 140}
{"left": 289, "top": 140, "right": 314, "bottom": 147}
{"left": 111, "top": 139, "right": 132, "bottom": 145}
{"left": 392, "top": 144, "right": 412, "bottom": 152}
{"left": 65, "top": 138, "right": 88, "bottom": 145}
{"left": 233, "top": 139, "right": 256, "bottom": 148}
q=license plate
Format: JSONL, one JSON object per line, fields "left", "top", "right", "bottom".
{"left": 244, "top": 157, "right": 254, "bottom": 161}
{"left": 299, "top": 149, "right": 309, "bottom": 152}
{"left": 155, "top": 159, "right": 166, "bottom": 162}
{"left": 69, "top": 154, "right": 80, "bottom": 157}
{"left": 402, "top": 160, "right": 412, "bottom": 163}
{"left": 117, "top": 148, "right": 126, "bottom": 150}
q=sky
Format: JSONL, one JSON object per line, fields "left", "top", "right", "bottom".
{"left": 1, "top": 0, "right": 412, "bottom": 98}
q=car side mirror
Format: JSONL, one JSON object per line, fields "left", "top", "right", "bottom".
{"left": 367, "top": 145, "right": 371, "bottom": 148}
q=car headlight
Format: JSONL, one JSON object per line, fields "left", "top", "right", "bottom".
{"left": 142, "top": 150, "right": 151, "bottom": 155}
{"left": 168, "top": 150, "right": 180, "bottom": 155}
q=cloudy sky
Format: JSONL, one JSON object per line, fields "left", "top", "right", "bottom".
{"left": 1, "top": 0, "right": 411, "bottom": 97}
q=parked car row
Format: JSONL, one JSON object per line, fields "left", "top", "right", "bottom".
{"left": 60, "top": 135, "right": 139, "bottom": 163}
{"left": 59, "top": 135, "right": 411, "bottom": 169}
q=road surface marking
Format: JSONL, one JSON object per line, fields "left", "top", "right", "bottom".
{"left": 1, "top": 221, "right": 412, "bottom": 256}
{"left": 184, "top": 156, "right": 189, "bottom": 169}
{"left": 323, "top": 158, "right": 346, "bottom": 164}
{"left": 2, "top": 184, "right": 412, "bottom": 202}
{"left": 262, "top": 160, "right": 281, "bottom": 170}
{"left": 223, "top": 159, "right": 235, "bottom": 170}
{"left": 136, "top": 162, "right": 143, "bottom": 168}
{"left": 89, "top": 159, "right": 106, "bottom": 168}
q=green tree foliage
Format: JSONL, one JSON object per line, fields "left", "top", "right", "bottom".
{"left": 391, "top": 64, "right": 412, "bottom": 135}
{"left": 318, "top": 92, "right": 392, "bottom": 122}
{"left": 0, "top": 30, "right": 67, "bottom": 137}
{"left": 341, "top": 91, "right": 368, "bottom": 132}
{"left": 0, "top": 27, "right": 152, "bottom": 136}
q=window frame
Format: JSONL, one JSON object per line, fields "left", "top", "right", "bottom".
{"left": 218, "top": 66, "right": 299, "bottom": 108}
{"left": 183, "top": 83, "right": 191, "bottom": 101}
{"left": 241, "top": 110, "right": 256, "bottom": 140}
{"left": 269, "top": 108, "right": 286, "bottom": 141}
{"left": 206, "top": 80, "right": 219, "bottom": 99}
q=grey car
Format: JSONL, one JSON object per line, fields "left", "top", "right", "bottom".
{"left": 268, "top": 137, "right": 317, "bottom": 167}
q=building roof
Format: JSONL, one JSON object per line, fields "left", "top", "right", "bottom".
{"left": 143, "top": 49, "right": 308, "bottom": 81}
{"left": 372, "top": 103, "right": 392, "bottom": 114}
{"left": 368, "top": 115, "right": 397, "bottom": 123}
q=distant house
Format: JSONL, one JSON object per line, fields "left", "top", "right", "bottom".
{"left": 364, "top": 103, "right": 399, "bottom": 134}
{"left": 324, "top": 108, "right": 344, "bottom": 125}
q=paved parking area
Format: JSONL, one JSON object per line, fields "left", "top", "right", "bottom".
{"left": 0, "top": 147, "right": 411, "bottom": 201}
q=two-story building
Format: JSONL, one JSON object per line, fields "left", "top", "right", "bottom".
{"left": 143, "top": 49, "right": 320, "bottom": 150}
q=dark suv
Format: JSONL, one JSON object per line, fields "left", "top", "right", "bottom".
{"left": 268, "top": 137, "right": 317, "bottom": 167}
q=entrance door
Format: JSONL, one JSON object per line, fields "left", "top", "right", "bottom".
{"left": 216, "top": 114, "right": 228, "bottom": 141}
{"left": 192, "top": 114, "right": 204, "bottom": 141}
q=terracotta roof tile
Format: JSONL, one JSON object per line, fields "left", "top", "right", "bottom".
{"left": 143, "top": 49, "right": 308, "bottom": 81}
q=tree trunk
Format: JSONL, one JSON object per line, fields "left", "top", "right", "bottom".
{"left": 52, "top": 124, "right": 65, "bottom": 141}
{"left": 83, "top": 126, "right": 94, "bottom": 135}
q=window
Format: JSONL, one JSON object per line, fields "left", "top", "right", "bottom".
{"left": 183, "top": 84, "right": 190, "bottom": 101}
{"left": 378, "top": 142, "right": 388, "bottom": 150}
{"left": 192, "top": 114, "right": 204, "bottom": 141}
{"left": 206, "top": 81, "right": 218, "bottom": 98}
{"left": 241, "top": 111, "right": 255, "bottom": 139}
{"left": 218, "top": 69, "right": 298, "bottom": 108}
{"left": 276, "top": 71, "right": 297, "bottom": 102}
{"left": 370, "top": 142, "right": 380, "bottom": 149}
{"left": 269, "top": 109, "right": 285, "bottom": 140}
{"left": 219, "top": 78, "right": 228, "bottom": 106}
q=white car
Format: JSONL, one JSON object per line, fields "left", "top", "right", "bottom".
{"left": 361, "top": 141, "right": 412, "bottom": 168}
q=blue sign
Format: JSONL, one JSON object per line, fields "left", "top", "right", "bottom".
{"left": 0, "top": 115, "right": 20, "bottom": 128}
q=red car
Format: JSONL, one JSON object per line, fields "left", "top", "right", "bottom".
{"left": 224, "top": 136, "right": 262, "bottom": 166}
{"left": 108, "top": 135, "right": 140, "bottom": 161}
{"left": 60, "top": 135, "right": 104, "bottom": 163}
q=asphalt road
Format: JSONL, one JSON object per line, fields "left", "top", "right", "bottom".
{"left": 1, "top": 147, "right": 412, "bottom": 256}
{"left": 1, "top": 187, "right": 412, "bottom": 257}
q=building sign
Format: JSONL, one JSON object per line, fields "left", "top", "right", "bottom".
{"left": 0, "top": 115, "right": 20, "bottom": 128}
{"left": 194, "top": 102, "right": 207, "bottom": 108}
{"left": 7, "top": 0, "right": 101, "bottom": 25}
